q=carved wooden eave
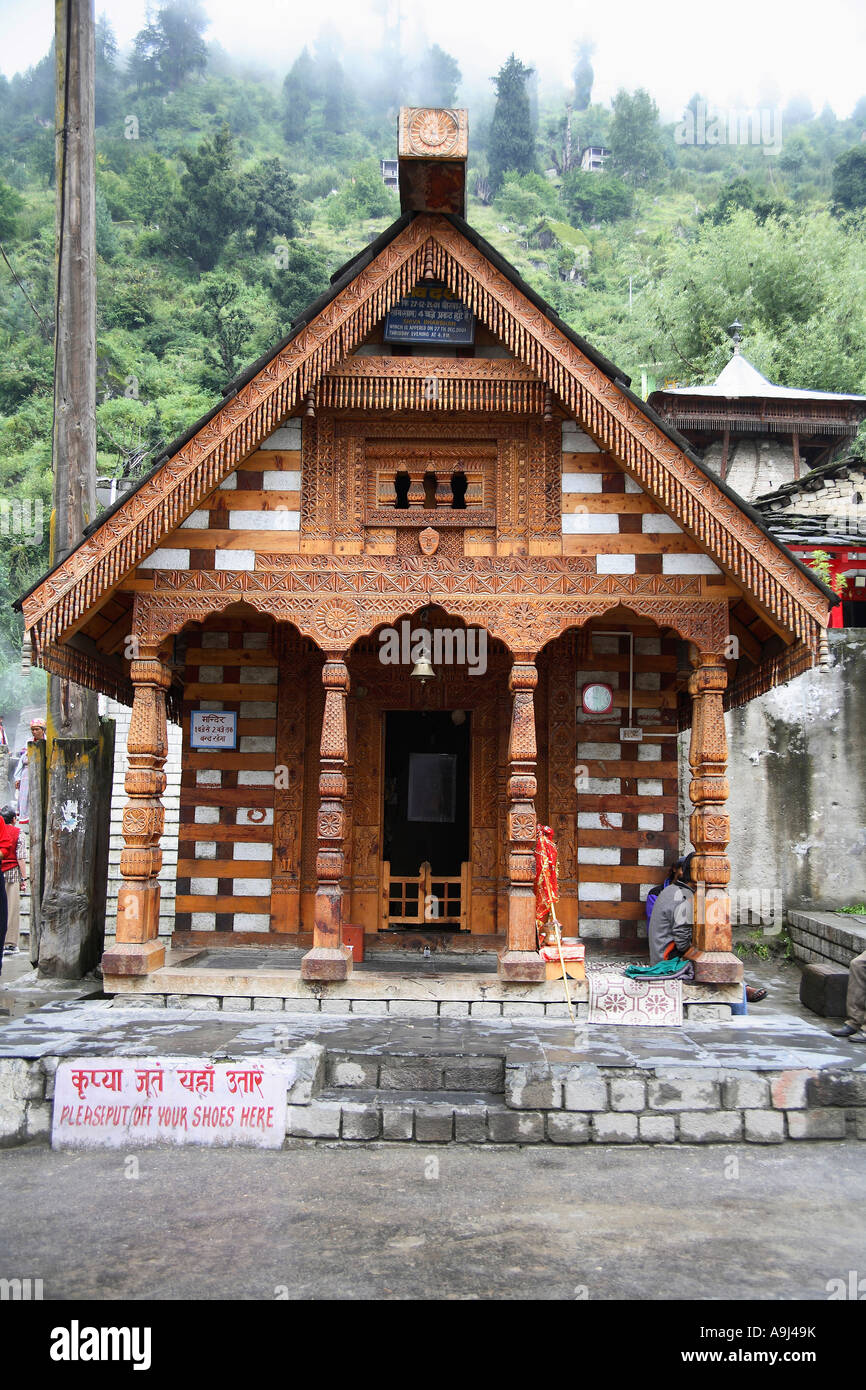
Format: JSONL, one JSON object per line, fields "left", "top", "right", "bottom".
{"left": 20, "top": 213, "right": 832, "bottom": 675}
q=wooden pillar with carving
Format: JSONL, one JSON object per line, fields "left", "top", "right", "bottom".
{"left": 102, "top": 645, "right": 171, "bottom": 977}
{"left": 301, "top": 654, "right": 353, "bottom": 980}
{"left": 686, "top": 651, "right": 743, "bottom": 984}
{"left": 499, "top": 657, "right": 545, "bottom": 982}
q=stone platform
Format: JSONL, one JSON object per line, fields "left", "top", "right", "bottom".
{"left": 1, "top": 954, "right": 864, "bottom": 1149}
{"left": 104, "top": 948, "right": 741, "bottom": 1020}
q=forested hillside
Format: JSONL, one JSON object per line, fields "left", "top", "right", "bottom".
{"left": 2, "top": 2, "right": 866, "bottom": 684}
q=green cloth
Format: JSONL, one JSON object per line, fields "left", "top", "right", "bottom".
{"left": 624, "top": 957, "right": 686, "bottom": 979}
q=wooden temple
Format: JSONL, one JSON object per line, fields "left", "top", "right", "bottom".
{"left": 17, "top": 108, "right": 835, "bottom": 992}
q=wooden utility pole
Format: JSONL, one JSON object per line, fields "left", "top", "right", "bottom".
{"left": 37, "top": 0, "right": 113, "bottom": 977}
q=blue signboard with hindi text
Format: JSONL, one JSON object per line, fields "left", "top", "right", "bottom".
{"left": 384, "top": 284, "right": 474, "bottom": 345}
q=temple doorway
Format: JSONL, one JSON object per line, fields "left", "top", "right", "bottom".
{"left": 382, "top": 710, "right": 471, "bottom": 929}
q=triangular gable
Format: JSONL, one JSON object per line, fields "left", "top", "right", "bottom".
{"left": 21, "top": 213, "right": 832, "bottom": 659}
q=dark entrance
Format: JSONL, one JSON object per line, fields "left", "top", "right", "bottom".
{"left": 383, "top": 711, "right": 471, "bottom": 875}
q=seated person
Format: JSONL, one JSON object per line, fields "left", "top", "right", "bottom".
{"left": 648, "top": 853, "right": 767, "bottom": 1001}
{"left": 648, "top": 855, "right": 694, "bottom": 965}
{"left": 830, "top": 949, "right": 866, "bottom": 1043}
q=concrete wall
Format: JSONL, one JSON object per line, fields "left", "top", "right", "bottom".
{"left": 679, "top": 631, "right": 866, "bottom": 913}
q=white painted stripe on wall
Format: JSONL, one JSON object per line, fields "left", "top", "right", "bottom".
{"left": 201, "top": 631, "right": 230, "bottom": 648}
{"left": 194, "top": 806, "right": 220, "bottom": 824}
{"left": 577, "top": 846, "right": 621, "bottom": 865}
{"left": 228, "top": 510, "right": 300, "bottom": 531}
{"left": 219, "top": 473, "right": 238, "bottom": 490}
{"left": 215, "top": 549, "right": 255, "bottom": 570}
{"left": 637, "top": 744, "right": 662, "bottom": 760}
{"left": 562, "top": 473, "right": 603, "bottom": 492}
{"left": 638, "top": 813, "right": 664, "bottom": 831}
{"left": 240, "top": 736, "right": 276, "bottom": 753}
{"left": 233, "top": 913, "right": 271, "bottom": 931}
{"left": 195, "top": 769, "right": 222, "bottom": 785}
{"left": 636, "top": 671, "right": 661, "bottom": 690}
{"left": 579, "top": 919, "right": 620, "bottom": 938}
{"left": 198, "top": 666, "right": 224, "bottom": 683}
{"left": 195, "top": 842, "right": 217, "bottom": 859}
{"left": 561, "top": 423, "right": 600, "bottom": 452}
{"left": 233, "top": 878, "right": 271, "bottom": 896}
{"left": 562, "top": 513, "right": 619, "bottom": 534}
{"left": 233, "top": 842, "right": 273, "bottom": 860}
{"left": 624, "top": 477, "right": 643, "bottom": 493}
{"left": 239, "top": 701, "right": 277, "bottom": 718}
{"left": 179, "top": 510, "right": 211, "bottom": 528}
{"left": 190, "top": 878, "right": 218, "bottom": 895}
{"left": 596, "top": 553, "right": 635, "bottom": 574}
{"left": 237, "top": 770, "right": 274, "bottom": 786}
{"left": 642, "top": 514, "right": 682, "bottom": 533}
{"left": 578, "top": 811, "right": 623, "bottom": 829}
{"left": 197, "top": 701, "right": 224, "bottom": 712}
{"left": 242, "top": 632, "right": 270, "bottom": 649}
{"left": 262, "top": 421, "right": 302, "bottom": 449}
{"left": 578, "top": 881, "right": 622, "bottom": 901}
{"left": 144, "top": 548, "right": 190, "bottom": 569}
{"left": 263, "top": 470, "right": 302, "bottom": 491}
{"left": 662, "top": 554, "right": 722, "bottom": 574}
{"left": 191, "top": 913, "right": 217, "bottom": 931}
{"left": 635, "top": 637, "right": 661, "bottom": 655}
{"left": 236, "top": 808, "right": 274, "bottom": 825}
{"left": 638, "top": 848, "right": 666, "bottom": 867}
{"left": 244, "top": 667, "right": 278, "bottom": 684}
{"left": 637, "top": 779, "right": 664, "bottom": 796}
{"left": 577, "top": 742, "right": 620, "bottom": 760}
{"left": 584, "top": 777, "right": 621, "bottom": 795}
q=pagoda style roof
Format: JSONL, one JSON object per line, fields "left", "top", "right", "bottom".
{"left": 658, "top": 351, "right": 866, "bottom": 404}
{"left": 16, "top": 206, "right": 835, "bottom": 708}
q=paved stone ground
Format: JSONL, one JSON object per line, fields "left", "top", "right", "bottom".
{"left": 2, "top": 1140, "right": 865, "bottom": 1299}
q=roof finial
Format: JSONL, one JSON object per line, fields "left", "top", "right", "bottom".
{"left": 727, "top": 320, "right": 743, "bottom": 354}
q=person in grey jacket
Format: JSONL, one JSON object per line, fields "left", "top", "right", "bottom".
{"left": 648, "top": 855, "right": 695, "bottom": 965}
{"left": 647, "top": 852, "right": 767, "bottom": 1002}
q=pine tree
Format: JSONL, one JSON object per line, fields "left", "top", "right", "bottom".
{"left": 609, "top": 88, "right": 663, "bottom": 187}
{"left": 573, "top": 41, "right": 594, "bottom": 112}
{"left": 488, "top": 55, "right": 536, "bottom": 194}
{"left": 164, "top": 125, "right": 242, "bottom": 269}
{"left": 282, "top": 48, "right": 316, "bottom": 145}
{"left": 419, "top": 44, "right": 460, "bottom": 108}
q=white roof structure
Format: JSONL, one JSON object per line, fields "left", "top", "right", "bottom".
{"left": 666, "top": 351, "right": 866, "bottom": 403}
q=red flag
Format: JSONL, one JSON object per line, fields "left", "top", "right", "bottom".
{"left": 535, "top": 824, "right": 559, "bottom": 928}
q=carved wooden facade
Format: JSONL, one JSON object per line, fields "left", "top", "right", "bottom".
{"left": 18, "top": 153, "right": 833, "bottom": 987}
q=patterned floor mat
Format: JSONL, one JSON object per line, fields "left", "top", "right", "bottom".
{"left": 587, "top": 968, "right": 683, "bottom": 1027}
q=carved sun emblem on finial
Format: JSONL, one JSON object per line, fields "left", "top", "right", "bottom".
{"left": 410, "top": 108, "right": 459, "bottom": 154}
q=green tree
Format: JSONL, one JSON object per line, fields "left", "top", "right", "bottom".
{"left": 572, "top": 41, "right": 594, "bottom": 112}
{"left": 282, "top": 48, "right": 317, "bottom": 144}
{"left": 0, "top": 178, "right": 24, "bottom": 240}
{"left": 266, "top": 242, "right": 331, "bottom": 324}
{"left": 417, "top": 44, "right": 460, "bottom": 108}
{"left": 129, "top": 1, "right": 208, "bottom": 92}
{"left": 561, "top": 169, "right": 632, "bottom": 223}
{"left": 240, "top": 158, "right": 298, "bottom": 252}
{"left": 609, "top": 88, "right": 663, "bottom": 186}
{"left": 489, "top": 55, "right": 536, "bottom": 194}
{"left": 194, "top": 271, "right": 255, "bottom": 382}
{"left": 126, "top": 153, "right": 178, "bottom": 227}
{"left": 832, "top": 146, "right": 866, "bottom": 212}
{"left": 94, "top": 13, "right": 120, "bottom": 125}
{"left": 164, "top": 125, "right": 242, "bottom": 269}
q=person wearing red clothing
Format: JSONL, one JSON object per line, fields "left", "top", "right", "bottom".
{"left": 0, "top": 806, "right": 25, "bottom": 956}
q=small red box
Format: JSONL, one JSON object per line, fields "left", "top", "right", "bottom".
{"left": 342, "top": 924, "right": 365, "bottom": 963}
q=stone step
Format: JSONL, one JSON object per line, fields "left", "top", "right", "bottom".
{"left": 325, "top": 1051, "right": 505, "bottom": 1093}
